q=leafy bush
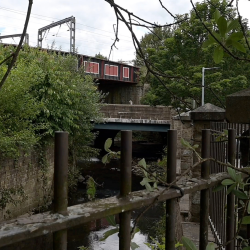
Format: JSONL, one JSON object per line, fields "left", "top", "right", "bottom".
{"left": 0, "top": 45, "right": 102, "bottom": 160}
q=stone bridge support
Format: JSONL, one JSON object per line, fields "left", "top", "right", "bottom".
{"left": 99, "top": 85, "right": 143, "bottom": 105}
{"left": 171, "top": 111, "right": 193, "bottom": 175}
{"left": 189, "top": 103, "right": 225, "bottom": 222}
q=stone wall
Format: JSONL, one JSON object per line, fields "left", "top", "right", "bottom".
{"left": 99, "top": 84, "right": 144, "bottom": 105}
{"left": 171, "top": 112, "right": 193, "bottom": 175}
{"left": 189, "top": 103, "right": 226, "bottom": 222}
{"left": 0, "top": 146, "right": 54, "bottom": 222}
{"left": 101, "top": 104, "right": 176, "bottom": 121}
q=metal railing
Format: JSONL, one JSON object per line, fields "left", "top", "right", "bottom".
{"left": 0, "top": 129, "right": 233, "bottom": 250}
{"left": 210, "top": 122, "right": 249, "bottom": 249}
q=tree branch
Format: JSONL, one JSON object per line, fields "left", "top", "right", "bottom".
{"left": 0, "top": 0, "right": 33, "bottom": 90}
{"left": 190, "top": 0, "right": 250, "bottom": 63}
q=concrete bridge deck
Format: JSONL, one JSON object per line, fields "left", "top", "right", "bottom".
{"left": 94, "top": 104, "right": 175, "bottom": 132}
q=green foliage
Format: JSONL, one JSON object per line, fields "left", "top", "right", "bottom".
{"left": 100, "top": 228, "right": 119, "bottom": 241}
{"left": 0, "top": 186, "right": 27, "bottom": 210}
{"left": 137, "top": 0, "right": 250, "bottom": 109}
{"left": 86, "top": 176, "right": 96, "bottom": 201}
{"left": 106, "top": 214, "right": 117, "bottom": 227}
{"left": 145, "top": 237, "right": 166, "bottom": 250}
{"left": 181, "top": 138, "right": 200, "bottom": 160}
{"left": 138, "top": 158, "right": 158, "bottom": 191}
{"left": 181, "top": 237, "right": 216, "bottom": 250}
{"left": 102, "top": 214, "right": 140, "bottom": 249}
{"left": 0, "top": 46, "right": 42, "bottom": 157}
{"left": 95, "top": 52, "right": 107, "bottom": 60}
{"left": 203, "top": 9, "right": 247, "bottom": 63}
{"left": 214, "top": 166, "right": 250, "bottom": 248}
{"left": 181, "top": 236, "right": 198, "bottom": 250}
{"left": 0, "top": 45, "right": 102, "bottom": 166}
{"left": 102, "top": 138, "right": 121, "bottom": 164}
{"left": 78, "top": 246, "right": 89, "bottom": 250}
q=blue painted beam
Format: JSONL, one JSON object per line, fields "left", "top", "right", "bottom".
{"left": 94, "top": 122, "right": 170, "bottom": 132}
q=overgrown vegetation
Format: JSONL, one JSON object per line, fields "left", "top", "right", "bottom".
{"left": 0, "top": 45, "right": 103, "bottom": 207}
{"left": 0, "top": 44, "right": 102, "bottom": 157}
{"left": 0, "top": 186, "right": 26, "bottom": 210}
{"left": 136, "top": 0, "right": 250, "bottom": 109}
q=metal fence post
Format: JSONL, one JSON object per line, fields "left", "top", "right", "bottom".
{"left": 200, "top": 129, "right": 210, "bottom": 250}
{"left": 165, "top": 129, "right": 177, "bottom": 250}
{"left": 119, "top": 130, "right": 132, "bottom": 250}
{"left": 226, "top": 129, "right": 236, "bottom": 250}
{"left": 53, "top": 132, "right": 68, "bottom": 250}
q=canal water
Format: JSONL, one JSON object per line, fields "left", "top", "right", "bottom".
{"left": 1, "top": 140, "right": 166, "bottom": 250}
{"left": 69, "top": 155, "right": 165, "bottom": 250}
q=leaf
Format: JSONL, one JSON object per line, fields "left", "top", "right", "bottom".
{"left": 206, "top": 242, "right": 216, "bottom": 250}
{"left": 211, "top": 31, "right": 222, "bottom": 42}
{"left": 104, "top": 138, "right": 112, "bottom": 152}
{"left": 100, "top": 228, "right": 119, "bottom": 241}
{"left": 227, "top": 167, "right": 236, "bottom": 181}
{"left": 140, "top": 177, "right": 153, "bottom": 186}
{"left": 242, "top": 247, "right": 250, "bottom": 250}
{"left": 248, "top": 201, "right": 250, "bottom": 214}
{"left": 138, "top": 158, "right": 147, "bottom": 168}
{"left": 221, "top": 179, "right": 235, "bottom": 186}
{"left": 213, "top": 184, "right": 225, "bottom": 192}
{"left": 145, "top": 182, "right": 153, "bottom": 192}
{"left": 231, "top": 40, "right": 246, "bottom": 53}
{"left": 227, "top": 32, "right": 244, "bottom": 42}
{"left": 227, "top": 19, "right": 239, "bottom": 32}
{"left": 102, "top": 154, "right": 108, "bottom": 164}
{"left": 243, "top": 167, "right": 250, "bottom": 174}
{"left": 227, "top": 183, "right": 236, "bottom": 195}
{"left": 217, "top": 16, "right": 228, "bottom": 37}
{"left": 232, "top": 189, "right": 248, "bottom": 200}
{"left": 106, "top": 215, "right": 116, "bottom": 227}
{"left": 181, "top": 138, "right": 192, "bottom": 149}
{"left": 181, "top": 236, "right": 198, "bottom": 250}
{"left": 202, "top": 38, "right": 216, "bottom": 48}
{"left": 242, "top": 216, "right": 250, "bottom": 224}
{"left": 213, "top": 46, "right": 223, "bottom": 64}
{"left": 131, "top": 226, "right": 140, "bottom": 240}
{"left": 131, "top": 242, "right": 140, "bottom": 250}
{"left": 213, "top": 9, "right": 221, "bottom": 23}
{"left": 235, "top": 173, "right": 242, "bottom": 184}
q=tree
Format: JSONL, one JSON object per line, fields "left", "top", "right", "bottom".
{"left": 0, "top": 0, "right": 33, "bottom": 90}
{"left": 0, "top": 45, "right": 102, "bottom": 159}
{"left": 105, "top": 0, "right": 250, "bottom": 110}
{"left": 95, "top": 52, "right": 108, "bottom": 60}
{"left": 137, "top": 0, "right": 250, "bottom": 108}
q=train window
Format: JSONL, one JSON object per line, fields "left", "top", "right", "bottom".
{"left": 84, "top": 61, "right": 99, "bottom": 74}
{"left": 105, "top": 64, "right": 118, "bottom": 76}
{"left": 123, "top": 67, "right": 129, "bottom": 78}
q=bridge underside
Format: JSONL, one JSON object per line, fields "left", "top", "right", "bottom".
{"left": 94, "top": 122, "right": 170, "bottom": 132}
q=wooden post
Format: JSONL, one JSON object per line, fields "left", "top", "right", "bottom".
{"left": 226, "top": 129, "right": 236, "bottom": 250}
{"left": 119, "top": 130, "right": 132, "bottom": 250}
{"left": 199, "top": 129, "right": 210, "bottom": 250}
{"left": 53, "top": 132, "right": 68, "bottom": 250}
{"left": 165, "top": 130, "right": 177, "bottom": 250}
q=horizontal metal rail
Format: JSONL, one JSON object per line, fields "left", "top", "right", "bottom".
{"left": 0, "top": 172, "right": 228, "bottom": 248}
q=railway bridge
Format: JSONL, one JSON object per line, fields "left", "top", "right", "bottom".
{"left": 93, "top": 104, "right": 177, "bottom": 150}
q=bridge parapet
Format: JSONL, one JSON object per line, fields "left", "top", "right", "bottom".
{"left": 101, "top": 104, "right": 176, "bottom": 121}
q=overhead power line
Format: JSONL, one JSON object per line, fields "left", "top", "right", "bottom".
{"left": 0, "top": 6, "right": 131, "bottom": 38}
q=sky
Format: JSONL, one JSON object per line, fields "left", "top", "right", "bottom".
{"left": 0, "top": 0, "right": 249, "bottom": 64}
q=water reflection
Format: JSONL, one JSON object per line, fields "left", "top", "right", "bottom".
{"left": 88, "top": 225, "right": 151, "bottom": 250}
{"left": 67, "top": 203, "right": 164, "bottom": 250}
{"left": 67, "top": 157, "right": 164, "bottom": 250}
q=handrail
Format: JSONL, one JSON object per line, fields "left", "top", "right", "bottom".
{"left": 0, "top": 172, "right": 228, "bottom": 248}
